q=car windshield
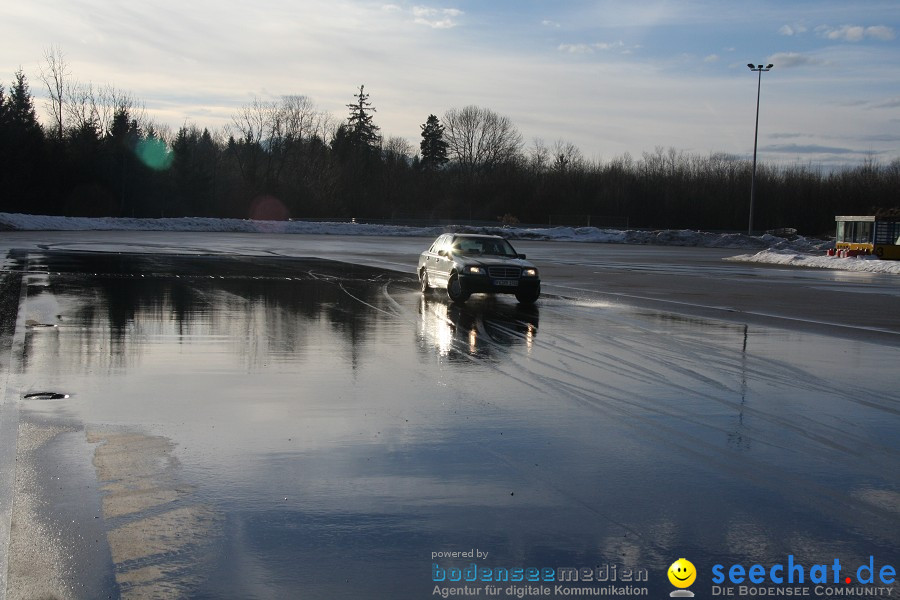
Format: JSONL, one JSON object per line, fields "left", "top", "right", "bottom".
{"left": 454, "top": 238, "right": 517, "bottom": 257}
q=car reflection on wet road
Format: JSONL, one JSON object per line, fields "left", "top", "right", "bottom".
{"left": 418, "top": 297, "right": 540, "bottom": 357}
{"left": 1, "top": 250, "right": 898, "bottom": 599}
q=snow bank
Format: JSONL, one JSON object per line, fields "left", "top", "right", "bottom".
{"left": 726, "top": 250, "right": 900, "bottom": 275}
{"left": 0, "top": 213, "right": 445, "bottom": 237}
{"left": 448, "top": 224, "right": 831, "bottom": 252}
{"left": 0, "top": 212, "right": 831, "bottom": 253}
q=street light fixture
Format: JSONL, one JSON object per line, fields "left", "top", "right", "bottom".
{"left": 747, "top": 63, "right": 773, "bottom": 235}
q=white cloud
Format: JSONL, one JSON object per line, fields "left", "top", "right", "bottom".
{"left": 412, "top": 6, "right": 463, "bottom": 29}
{"left": 778, "top": 23, "right": 807, "bottom": 36}
{"left": 767, "top": 52, "right": 822, "bottom": 68}
{"left": 541, "top": 20, "right": 560, "bottom": 28}
{"left": 558, "top": 43, "right": 593, "bottom": 54}
{"left": 821, "top": 25, "right": 865, "bottom": 41}
{"left": 866, "top": 25, "right": 896, "bottom": 41}
{"left": 816, "top": 24, "right": 896, "bottom": 42}
{"left": 381, "top": 4, "right": 401, "bottom": 12}
{"left": 594, "top": 41, "right": 625, "bottom": 50}
{"left": 704, "top": 54, "right": 719, "bottom": 63}
{"left": 872, "top": 98, "right": 900, "bottom": 109}
{"left": 557, "top": 41, "right": 627, "bottom": 55}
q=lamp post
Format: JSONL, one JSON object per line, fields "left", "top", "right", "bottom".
{"left": 747, "top": 63, "right": 773, "bottom": 235}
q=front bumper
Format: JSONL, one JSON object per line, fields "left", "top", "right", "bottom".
{"left": 457, "top": 274, "right": 541, "bottom": 296}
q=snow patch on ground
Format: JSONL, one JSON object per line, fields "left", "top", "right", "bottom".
{"left": 727, "top": 250, "right": 900, "bottom": 274}
{"left": 0, "top": 212, "right": 831, "bottom": 252}
{"left": 0, "top": 213, "right": 444, "bottom": 237}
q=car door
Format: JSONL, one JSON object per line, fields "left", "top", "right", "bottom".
{"left": 423, "top": 235, "right": 447, "bottom": 284}
{"left": 433, "top": 234, "right": 454, "bottom": 285}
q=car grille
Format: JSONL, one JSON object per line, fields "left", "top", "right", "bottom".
{"left": 488, "top": 267, "right": 521, "bottom": 279}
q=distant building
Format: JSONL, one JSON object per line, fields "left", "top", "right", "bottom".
{"left": 833, "top": 215, "right": 900, "bottom": 260}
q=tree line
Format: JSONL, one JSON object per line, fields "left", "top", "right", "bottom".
{"left": 1, "top": 50, "right": 898, "bottom": 234}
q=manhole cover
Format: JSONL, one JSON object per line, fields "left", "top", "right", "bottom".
{"left": 25, "top": 320, "right": 58, "bottom": 328}
{"left": 23, "top": 392, "right": 69, "bottom": 400}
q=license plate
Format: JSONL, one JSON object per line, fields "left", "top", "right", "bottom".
{"left": 493, "top": 279, "right": 518, "bottom": 287}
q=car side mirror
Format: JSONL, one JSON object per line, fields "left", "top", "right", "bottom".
{"left": 518, "top": 253, "right": 527, "bottom": 259}
{"left": 437, "top": 249, "right": 447, "bottom": 257}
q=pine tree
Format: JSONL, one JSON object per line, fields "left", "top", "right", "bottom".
{"left": 9, "top": 69, "right": 41, "bottom": 135}
{"left": 172, "top": 126, "right": 219, "bottom": 216}
{"left": 1, "top": 70, "right": 46, "bottom": 213}
{"left": 0, "top": 85, "right": 8, "bottom": 126}
{"left": 419, "top": 114, "right": 448, "bottom": 171}
{"left": 106, "top": 106, "right": 142, "bottom": 215}
{"left": 345, "top": 85, "right": 381, "bottom": 154}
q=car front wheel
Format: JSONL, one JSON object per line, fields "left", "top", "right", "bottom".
{"left": 446, "top": 273, "right": 470, "bottom": 304}
{"left": 420, "top": 270, "right": 431, "bottom": 295}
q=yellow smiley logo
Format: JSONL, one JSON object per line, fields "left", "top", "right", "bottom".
{"left": 668, "top": 558, "right": 697, "bottom": 588}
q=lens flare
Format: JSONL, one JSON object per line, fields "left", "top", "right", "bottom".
{"left": 135, "top": 138, "right": 174, "bottom": 171}
{"left": 249, "top": 195, "right": 290, "bottom": 222}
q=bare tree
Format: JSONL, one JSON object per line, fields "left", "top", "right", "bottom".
{"left": 39, "top": 44, "right": 70, "bottom": 141}
{"left": 229, "top": 95, "right": 326, "bottom": 146}
{"left": 227, "top": 95, "right": 331, "bottom": 185}
{"left": 528, "top": 138, "right": 549, "bottom": 172}
{"left": 442, "top": 105, "right": 523, "bottom": 172}
{"left": 64, "top": 81, "right": 97, "bottom": 134}
{"left": 95, "top": 85, "right": 122, "bottom": 137}
{"left": 317, "top": 112, "right": 338, "bottom": 145}
{"left": 104, "top": 86, "right": 146, "bottom": 135}
{"left": 281, "top": 95, "right": 325, "bottom": 143}
{"left": 228, "top": 97, "right": 272, "bottom": 147}
{"left": 60, "top": 81, "right": 146, "bottom": 139}
{"left": 226, "top": 97, "right": 276, "bottom": 183}
{"left": 551, "top": 139, "right": 583, "bottom": 173}
{"left": 383, "top": 135, "right": 413, "bottom": 161}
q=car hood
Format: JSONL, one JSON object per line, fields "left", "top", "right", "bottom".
{"left": 457, "top": 256, "right": 535, "bottom": 269}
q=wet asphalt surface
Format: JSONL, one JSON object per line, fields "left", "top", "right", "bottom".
{"left": 0, "top": 243, "right": 898, "bottom": 599}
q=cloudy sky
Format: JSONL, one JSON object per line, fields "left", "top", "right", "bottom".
{"left": 2, "top": 0, "right": 899, "bottom": 167}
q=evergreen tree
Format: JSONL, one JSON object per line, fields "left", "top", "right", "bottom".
{"left": 0, "top": 85, "right": 9, "bottom": 128}
{"left": 419, "top": 114, "right": 448, "bottom": 171}
{"left": 345, "top": 85, "right": 381, "bottom": 154}
{"left": 329, "top": 123, "right": 352, "bottom": 161}
{"left": 62, "top": 120, "right": 108, "bottom": 216}
{"left": 9, "top": 69, "right": 41, "bottom": 135}
{"left": 172, "top": 126, "right": 220, "bottom": 216}
{"left": 105, "top": 106, "right": 142, "bottom": 215}
{"left": 1, "top": 70, "right": 46, "bottom": 213}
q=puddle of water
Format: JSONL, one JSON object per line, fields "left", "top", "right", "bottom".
{"left": 7, "top": 251, "right": 899, "bottom": 598}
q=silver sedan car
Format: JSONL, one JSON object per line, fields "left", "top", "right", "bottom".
{"left": 417, "top": 233, "right": 541, "bottom": 304}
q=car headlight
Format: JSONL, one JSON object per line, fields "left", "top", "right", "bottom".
{"left": 522, "top": 268, "right": 538, "bottom": 277}
{"left": 466, "top": 266, "right": 486, "bottom": 275}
